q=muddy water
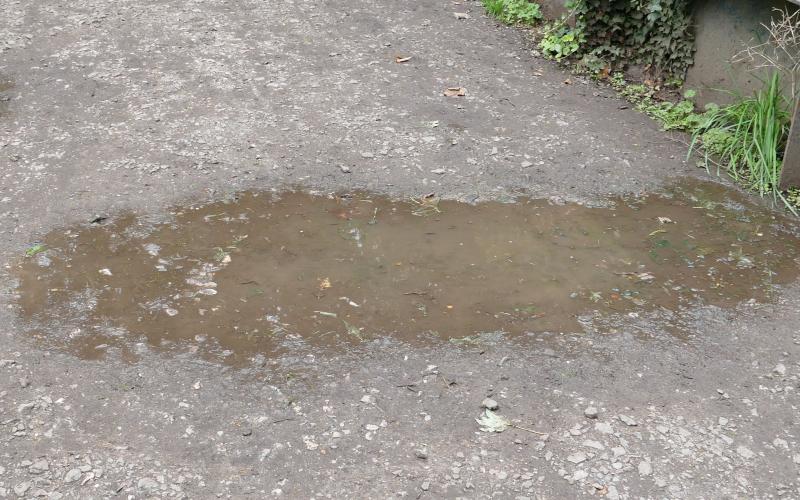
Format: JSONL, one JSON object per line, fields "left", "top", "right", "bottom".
{"left": 12, "top": 181, "right": 800, "bottom": 364}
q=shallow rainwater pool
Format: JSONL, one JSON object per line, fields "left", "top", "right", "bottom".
{"left": 13, "top": 180, "right": 800, "bottom": 364}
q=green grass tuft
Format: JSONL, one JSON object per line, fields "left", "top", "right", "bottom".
{"left": 482, "top": 0, "right": 542, "bottom": 25}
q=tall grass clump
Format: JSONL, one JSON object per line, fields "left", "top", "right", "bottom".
{"left": 690, "top": 73, "right": 794, "bottom": 211}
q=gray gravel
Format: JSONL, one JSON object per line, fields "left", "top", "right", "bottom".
{"left": 2, "top": 0, "right": 799, "bottom": 499}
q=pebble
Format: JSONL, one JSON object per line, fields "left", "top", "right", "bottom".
{"left": 420, "top": 481, "right": 430, "bottom": 491}
{"left": 595, "top": 422, "right": 614, "bottom": 434}
{"left": 583, "top": 440, "right": 604, "bottom": 450}
{"left": 773, "top": 363, "right": 786, "bottom": 376}
{"left": 736, "top": 446, "right": 755, "bottom": 459}
{"left": 137, "top": 478, "right": 160, "bottom": 492}
{"left": 414, "top": 449, "right": 428, "bottom": 460}
{"left": 566, "top": 452, "right": 587, "bottom": 464}
{"left": 481, "top": 398, "right": 499, "bottom": 411}
{"left": 13, "top": 482, "right": 31, "bottom": 497}
{"left": 572, "top": 470, "right": 588, "bottom": 481}
{"left": 584, "top": 406, "right": 598, "bottom": 419}
{"left": 28, "top": 459, "right": 49, "bottom": 474}
{"left": 19, "top": 376, "right": 30, "bottom": 388}
{"left": 638, "top": 461, "right": 652, "bottom": 476}
{"left": 360, "top": 394, "right": 375, "bottom": 404}
{"left": 339, "top": 165, "right": 351, "bottom": 173}
{"left": 618, "top": 415, "right": 637, "bottom": 426}
{"left": 64, "top": 468, "right": 82, "bottom": 483}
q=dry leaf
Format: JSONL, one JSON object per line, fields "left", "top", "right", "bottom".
{"left": 395, "top": 55, "right": 412, "bottom": 63}
{"left": 476, "top": 410, "right": 511, "bottom": 433}
{"left": 444, "top": 87, "right": 466, "bottom": 97}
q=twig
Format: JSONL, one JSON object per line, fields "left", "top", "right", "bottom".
{"left": 511, "top": 424, "right": 549, "bottom": 436}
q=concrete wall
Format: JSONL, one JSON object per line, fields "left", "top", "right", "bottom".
{"left": 687, "top": 0, "right": 796, "bottom": 107}
{"left": 536, "top": 0, "right": 797, "bottom": 106}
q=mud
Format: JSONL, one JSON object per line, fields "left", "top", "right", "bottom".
{"left": 12, "top": 180, "right": 799, "bottom": 365}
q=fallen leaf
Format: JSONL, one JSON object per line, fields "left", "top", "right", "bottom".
{"left": 395, "top": 55, "right": 412, "bottom": 63}
{"left": 476, "top": 410, "right": 510, "bottom": 433}
{"left": 444, "top": 87, "right": 466, "bottom": 97}
{"left": 25, "top": 244, "right": 46, "bottom": 257}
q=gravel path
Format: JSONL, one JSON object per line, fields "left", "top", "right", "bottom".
{"left": 2, "top": 1, "right": 799, "bottom": 498}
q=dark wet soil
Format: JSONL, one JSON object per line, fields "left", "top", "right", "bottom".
{"left": 0, "top": 76, "right": 13, "bottom": 116}
{"left": 12, "top": 180, "right": 800, "bottom": 364}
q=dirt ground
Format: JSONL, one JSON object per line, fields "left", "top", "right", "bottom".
{"left": 1, "top": 0, "right": 799, "bottom": 498}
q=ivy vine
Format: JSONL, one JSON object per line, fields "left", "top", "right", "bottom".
{"left": 570, "top": 0, "right": 695, "bottom": 79}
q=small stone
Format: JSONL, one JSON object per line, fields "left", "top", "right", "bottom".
{"left": 360, "top": 152, "right": 374, "bottom": 159}
{"left": 339, "top": 165, "right": 351, "bottom": 173}
{"left": 360, "top": 394, "right": 375, "bottom": 404}
{"left": 611, "top": 446, "right": 626, "bottom": 458}
{"left": 481, "top": 398, "right": 499, "bottom": 411}
{"left": 618, "top": 415, "right": 637, "bottom": 426}
{"left": 453, "top": 12, "right": 470, "bottom": 19}
{"left": 638, "top": 461, "right": 652, "bottom": 476}
{"left": 420, "top": 481, "right": 430, "bottom": 491}
{"left": 584, "top": 406, "right": 598, "bottom": 419}
{"left": 736, "top": 446, "right": 755, "bottom": 459}
{"left": 521, "top": 161, "right": 533, "bottom": 168}
{"left": 430, "top": 168, "right": 446, "bottom": 175}
{"left": 566, "top": 452, "right": 587, "bottom": 464}
{"left": 773, "top": 363, "right": 787, "bottom": 376}
{"left": 137, "top": 478, "right": 160, "bottom": 492}
{"left": 594, "top": 422, "right": 613, "bottom": 434}
{"left": 583, "top": 440, "right": 604, "bottom": 450}
{"left": 28, "top": 459, "right": 49, "bottom": 474}
{"left": 13, "top": 483, "right": 30, "bottom": 497}
{"left": 365, "top": 424, "right": 380, "bottom": 431}
{"left": 64, "top": 468, "right": 82, "bottom": 483}
{"left": 572, "top": 470, "right": 588, "bottom": 481}
{"left": 414, "top": 449, "right": 428, "bottom": 460}
{"left": 718, "top": 417, "right": 729, "bottom": 426}
{"left": 19, "top": 377, "right": 30, "bottom": 388}
{"left": 242, "top": 428, "right": 253, "bottom": 437}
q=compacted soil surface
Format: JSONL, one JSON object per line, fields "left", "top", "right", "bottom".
{"left": 1, "top": 1, "right": 799, "bottom": 498}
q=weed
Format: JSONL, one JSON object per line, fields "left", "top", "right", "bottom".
{"left": 539, "top": 23, "right": 582, "bottom": 60}
{"left": 643, "top": 90, "right": 706, "bottom": 131}
{"left": 482, "top": 0, "right": 542, "bottom": 25}
{"left": 689, "top": 73, "right": 793, "bottom": 211}
{"left": 25, "top": 244, "right": 46, "bottom": 257}
{"left": 482, "top": 0, "right": 504, "bottom": 18}
{"left": 788, "top": 187, "right": 800, "bottom": 207}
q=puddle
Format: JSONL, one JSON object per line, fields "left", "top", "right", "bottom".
{"left": 12, "top": 180, "right": 800, "bottom": 364}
